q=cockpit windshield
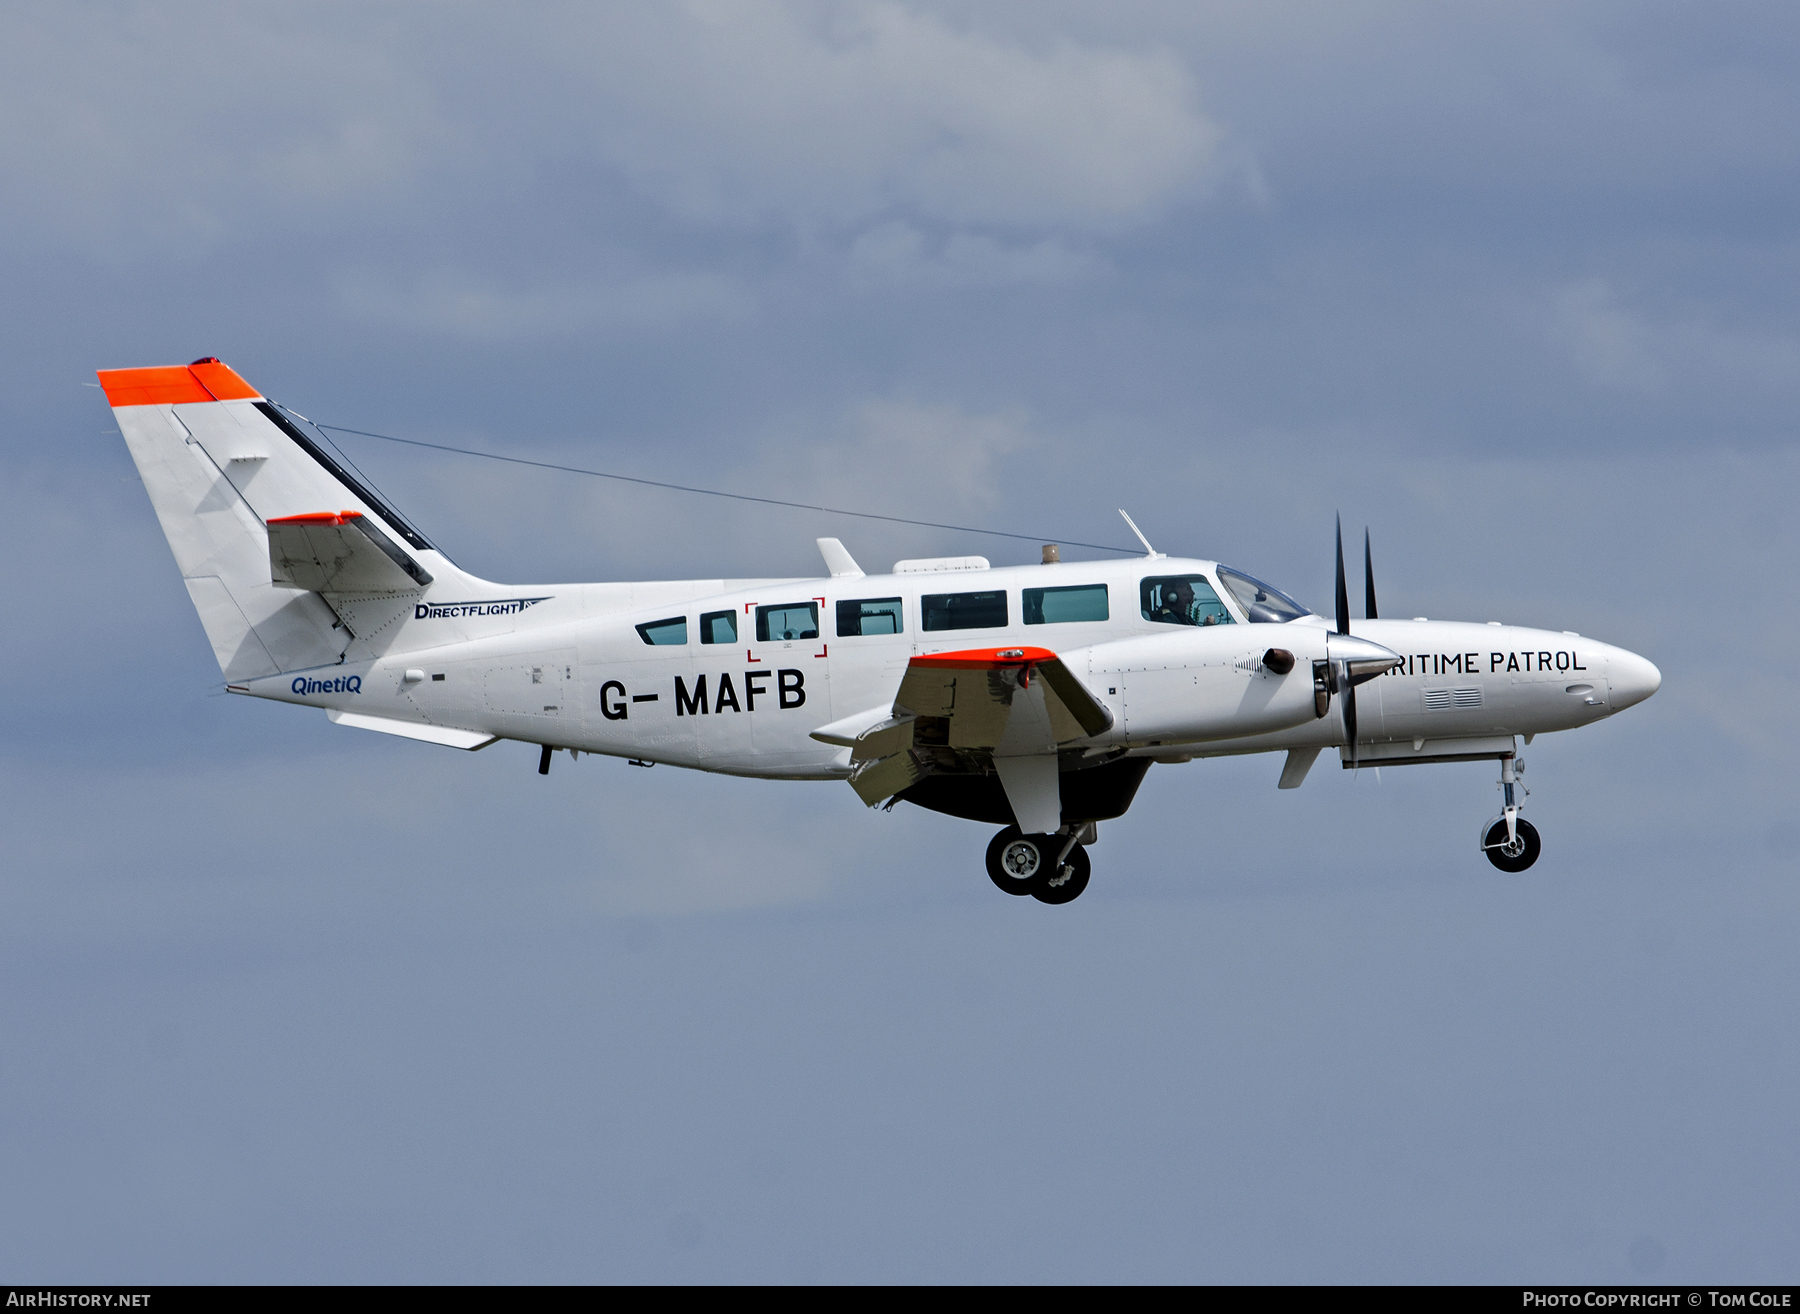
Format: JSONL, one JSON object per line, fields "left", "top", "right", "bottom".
{"left": 1216, "top": 566, "right": 1312, "bottom": 623}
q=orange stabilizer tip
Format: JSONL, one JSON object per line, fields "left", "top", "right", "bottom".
{"left": 97, "top": 359, "right": 262, "bottom": 407}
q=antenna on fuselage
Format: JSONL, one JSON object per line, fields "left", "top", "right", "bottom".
{"left": 1118, "top": 510, "right": 1163, "bottom": 560}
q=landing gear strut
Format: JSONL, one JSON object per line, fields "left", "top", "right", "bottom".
{"left": 1480, "top": 752, "right": 1541, "bottom": 872}
{"left": 985, "top": 826, "right": 1093, "bottom": 904}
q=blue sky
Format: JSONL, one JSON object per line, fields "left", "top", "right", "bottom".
{"left": 2, "top": 1, "right": 1797, "bottom": 1282}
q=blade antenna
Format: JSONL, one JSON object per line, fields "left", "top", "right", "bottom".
{"left": 1364, "top": 528, "right": 1378, "bottom": 620}
{"left": 1119, "top": 510, "right": 1163, "bottom": 560}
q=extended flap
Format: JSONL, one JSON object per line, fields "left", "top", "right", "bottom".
{"left": 268, "top": 510, "right": 432, "bottom": 593}
{"left": 848, "top": 749, "right": 928, "bottom": 807}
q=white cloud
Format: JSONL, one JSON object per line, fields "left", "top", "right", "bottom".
{"left": 559, "top": 1, "right": 1225, "bottom": 232}
{"left": 800, "top": 397, "right": 1034, "bottom": 520}
{"left": 0, "top": 6, "right": 443, "bottom": 247}
{"left": 1549, "top": 278, "right": 1800, "bottom": 396}
{"left": 335, "top": 264, "right": 754, "bottom": 341}
{"left": 846, "top": 221, "right": 1105, "bottom": 289}
{"left": 384, "top": 394, "right": 1050, "bottom": 586}
{"left": 0, "top": 1, "right": 1232, "bottom": 298}
{"left": 1550, "top": 279, "right": 1666, "bottom": 393}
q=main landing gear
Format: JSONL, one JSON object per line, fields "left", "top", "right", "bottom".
{"left": 1479, "top": 752, "right": 1541, "bottom": 872}
{"left": 986, "top": 826, "right": 1093, "bottom": 904}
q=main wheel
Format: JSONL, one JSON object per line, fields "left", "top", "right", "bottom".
{"left": 986, "top": 827, "right": 1049, "bottom": 896}
{"left": 1483, "top": 817, "right": 1541, "bottom": 872}
{"left": 1032, "top": 844, "right": 1091, "bottom": 904}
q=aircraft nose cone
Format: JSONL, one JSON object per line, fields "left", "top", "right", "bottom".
{"left": 1610, "top": 649, "right": 1662, "bottom": 712}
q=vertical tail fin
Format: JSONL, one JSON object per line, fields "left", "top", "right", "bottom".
{"left": 101, "top": 358, "right": 463, "bottom": 680}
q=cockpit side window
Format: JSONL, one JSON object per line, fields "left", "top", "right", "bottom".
{"left": 1216, "top": 567, "right": 1311, "bottom": 623}
{"left": 1140, "top": 575, "right": 1233, "bottom": 627}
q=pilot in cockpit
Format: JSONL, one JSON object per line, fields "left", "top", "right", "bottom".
{"left": 1153, "top": 580, "right": 1221, "bottom": 626}
{"left": 1153, "top": 580, "right": 1197, "bottom": 625}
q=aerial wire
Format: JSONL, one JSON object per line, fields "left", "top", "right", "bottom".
{"left": 271, "top": 403, "right": 443, "bottom": 549}
{"left": 311, "top": 421, "right": 1140, "bottom": 556}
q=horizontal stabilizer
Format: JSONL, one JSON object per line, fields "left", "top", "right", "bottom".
{"left": 269, "top": 511, "right": 432, "bottom": 593}
{"left": 326, "top": 709, "right": 496, "bottom": 750}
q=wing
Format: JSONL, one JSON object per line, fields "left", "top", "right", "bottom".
{"left": 812, "top": 646, "right": 1113, "bottom": 812}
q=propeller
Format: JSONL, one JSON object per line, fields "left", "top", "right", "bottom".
{"left": 1335, "top": 515, "right": 1351, "bottom": 638}
{"left": 1364, "top": 528, "right": 1378, "bottom": 620}
{"left": 1330, "top": 520, "right": 1397, "bottom": 767}
{"left": 1335, "top": 516, "right": 1358, "bottom": 762}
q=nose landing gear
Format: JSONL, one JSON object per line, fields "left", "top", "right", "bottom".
{"left": 1479, "top": 751, "right": 1541, "bottom": 871}
{"left": 985, "top": 826, "right": 1094, "bottom": 903}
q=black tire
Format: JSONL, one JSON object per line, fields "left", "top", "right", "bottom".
{"left": 1483, "top": 818, "right": 1541, "bottom": 872}
{"left": 986, "top": 827, "right": 1049, "bottom": 896}
{"left": 1032, "top": 844, "right": 1092, "bottom": 904}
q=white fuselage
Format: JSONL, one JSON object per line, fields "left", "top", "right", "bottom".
{"left": 235, "top": 556, "right": 1661, "bottom": 778}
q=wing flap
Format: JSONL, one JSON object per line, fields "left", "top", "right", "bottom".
{"left": 848, "top": 746, "right": 928, "bottom": 806}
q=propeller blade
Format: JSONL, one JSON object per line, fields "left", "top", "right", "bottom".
{"left": 1364, "top": 528, "right": 1378, "bottom": 620}
{"left": 1343, "top": 669, "right": 1359, "bottom": 765}
{"left": 1334, "top": 515, "right": 1349, "bottom": 636}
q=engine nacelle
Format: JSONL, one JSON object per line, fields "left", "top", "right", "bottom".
{"left": 1071, "top": 624, "right": 1352, "bottom": 747}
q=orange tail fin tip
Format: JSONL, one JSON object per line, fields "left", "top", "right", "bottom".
{"left": 97, "top": 358, "right": 260, "bottom": 407}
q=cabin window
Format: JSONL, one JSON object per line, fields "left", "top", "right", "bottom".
{"left": 1023, "top": 583, "right": 1108, "bottom": 625}
{"left": 1140, "top": 576, "right": 1234, "bottom": 627}
{"left": 635, "top": 616, "right": 688, "bottom": 645}
{"left": 1215, "top": 567, "right": 1311, "bottom": 624}
{"left": 755, "top": 602, "right": 819, "bottom": 642}
{"left": 837, "top": 597, "right": 904, "bottom": 637}
{"left": 921, "top": 590, "right": 1008, "bottom": 631}
{"left": 699, "top": 610, "right": 737, "bottom": 645}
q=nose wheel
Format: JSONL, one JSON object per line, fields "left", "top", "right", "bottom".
{"left": 1479, "top": 749, "right": 1541, "bottom": 871}
{"left": 1482, "top": 817, "right": 1541, "bottom": 872}
{"left": 985, "top": 827, "right": 1093, "bottom": 904}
